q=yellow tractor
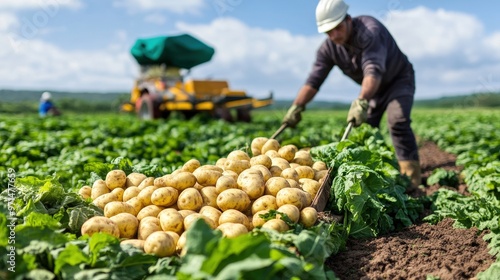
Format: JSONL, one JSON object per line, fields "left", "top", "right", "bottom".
{"left": 121, "top": 34, "right": 273, "bottom": 122}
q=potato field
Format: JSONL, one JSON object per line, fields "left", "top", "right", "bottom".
{"left": 1, "top": 108, "right": 499, "bottom": 280}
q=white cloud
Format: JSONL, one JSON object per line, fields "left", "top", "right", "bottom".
{"left": 144, "top": 13, "right": 167, "bottom": 25}
{"left": 114, "top": 0, "right": 205, "bottom": 14}
{"left": 0, "top": 0, "right": 82, "bottom": 11}
{"left": 0, "top": 12, "right": 18, "bottom": 31}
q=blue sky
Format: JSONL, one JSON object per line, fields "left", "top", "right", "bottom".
{"left": 1, "top": 0, "right": 500, "bottom": 102}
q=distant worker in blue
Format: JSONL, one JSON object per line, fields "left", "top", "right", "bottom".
{"left": 39, "top": 91, "right": 61, "bottom": 117}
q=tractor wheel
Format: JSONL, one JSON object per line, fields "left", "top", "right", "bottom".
{"left": 236, "top": 108, "right": 252, "bottom": 122}
{"left": 136, "top": 94, "right": 161, "bottom": 120}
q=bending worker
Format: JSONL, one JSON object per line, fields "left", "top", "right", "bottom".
{"left": 282, "top": 0, "right": 421, "bottom": 188}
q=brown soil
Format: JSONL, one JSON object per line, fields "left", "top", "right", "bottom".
{"left": 325, "top": 141, "right": 496, "bottom": 279}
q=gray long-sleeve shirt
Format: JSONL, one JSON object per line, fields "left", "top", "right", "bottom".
{"left": 306, "top": 16, "right": 414, "bottom": 96}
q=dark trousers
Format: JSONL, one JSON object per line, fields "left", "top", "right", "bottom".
{"left": 366, "top": 74, "right": 419, "bottom": 162}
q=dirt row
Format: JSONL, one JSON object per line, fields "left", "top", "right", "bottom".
{"left": 325, "top": 141, "right": 496, "bottom": 280}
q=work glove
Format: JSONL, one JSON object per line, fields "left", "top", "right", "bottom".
{"left": 282, "top": 104, "right": 305, "bottom": 128}
{"left": 347, "top": 98, "right": 368, "bottom": 127}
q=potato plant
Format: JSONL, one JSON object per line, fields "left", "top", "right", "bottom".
{"left": 80, "top": 137, "right": 325, "bottom": 257}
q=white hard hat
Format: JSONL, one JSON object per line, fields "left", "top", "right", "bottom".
{"left": 316, "top": 0, "right": 349, "bottom": 33}
{"left": 41, "top": 91, "right": 52, "bottom": 100}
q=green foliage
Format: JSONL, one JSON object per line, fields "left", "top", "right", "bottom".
{"left": 427, "top": 168, "right": 459, "bottom": 187}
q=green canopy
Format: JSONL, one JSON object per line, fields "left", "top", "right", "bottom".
{"left": 130, "top": 34, "right": 215, "bottom": 69}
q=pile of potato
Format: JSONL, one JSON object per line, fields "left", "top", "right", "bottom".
{"left": 78, "top": 137, "right": 328, "bottom": 257}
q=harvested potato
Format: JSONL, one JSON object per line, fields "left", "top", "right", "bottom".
{"left": 271, "top": 157, "right": 291, "bottom": 170}
{"left": 300, "top": 207, "right": 318, "bottom": 228}
{"left": 104, "top": 201, "right": 137, "bottom": 217}
{"left": 227, "top": 150, "right": 251, "bottom": 162}
{"left": 276, "top": 204, "right": 300, "bottom": 223}
{"left": 123, "top": 186, "right": 141, "bottom": 202}
{"left": 292, "top": 150, "right": 314, "bottom": 166}
{"left": 250, "top": 164, "right": 272, "bottom": 182}
{"left": 120, "top": 239, "right": 144, "bottom": 251}
{"left": 281, "top": 167, "right": 299, "bottom": 181}
{"left": 198, "top": 165, "right": 224, "bottom": 173}
{"left": 249, "top": 154, "right": 272, "bottom": 168}
{"left": 265, "top": 150, "right": 281, "bottom": 159}
{"left": 269, "top": 166, "right": 282, "bottom": 177}
{"left": 144, "top": 231, "right": 176, "bottom": 257}
{"left": 265, "top": 177, "right": 290, "bottom": 196}
{"left": 199, "top": 186, "right": 218, "bottom": 208}
{"left": 216, "top": 189, "right": 251, "bottom": 212}
{"left": 105, "top": 170, "right": 127, "bottom": 190}
{"left": 91, "top": 179, "right": 110, "bottom": 200}
{"left": 215, "top": 175, "right": 237, "bottom": 194}
{"left": 184, "top": 213, "right": 217, "bottom": 230}
{"left": 158, "top": 209, "right": 184, "bottom": 234}
{"left": 287, "top": 179, "right": 300, "bottom": 189}
{"left": 177, "top": 209, "right": 197, "bottom": 219}
{"left": 218, "top": 209, "right": 251, "bottom": 230}
{"left": 278, "top": 145, "right": 298, "bottom": 162}
{"left": 165, "top": 231, "right": 180, "bottom": 246}
{"left": 261, "top": 139, "right": 280, "bottom": 154}
{"left": 138, "top": 216, "right": 161, "bottom": 240}
{"left": 252, "top": 210, "right": 271, "bottom": 228}
{"left": 251, "top": 137, "right": 268, "bottom": 156}
{"left": 182, "top": 159, "right": 201, "bottom": 173}
{"left": 303, "top": 191, "right": 313, "bottom": 207}
{"left": 125, "top": 197, "right": 143, "bottom": 215}
{"left": 199, "top": 206, "right": 222, "bottom": 227}
{"left": 137, "top": 205, "right": 164, "bottom": 221}
{"left": 295, "top": 166, "right": 315, "bottom": 179}
{"left": 224, "top": 159, "right": 251, "bottom": 174}
{"left": 261, "top": 218, "right": 289, "bottom": 233}
{"left": 151, "top": 187, "right": 178, "bottom": 207}
{"left": 299, "top": 178, "right": 321, "bottom": 197}
{"left": 81, "top": 216, "right": 120, "bottom": 238}
{"left": 251, "top": 195, "right": 278, "bottom": 215}
{"left": 217, "top": 223, "right": 248, "bottom": 238}
{"left": 314, "top": 169, "right": 329, "bottom": 181}
{"left": 126, "top": 172, "right": 147, "bottom": 188}
{"left": 153, "top": 175, "right": 169, "bottom": 188}
{"left": 166, "top": 171, "right": 197, "bottom": 191}
{"left": 79, "top": 185, "right": 91, "bottom": 200}
{"left": 222, "top": 170, "right": 238, "bottom": 181}
{"left": 110, "top": 212, "right": 139, "bottom": 239}
{"left": 176, "top": 231, "right": 188, "bottom": 255}
{"left": 276, "top": 188, "right": 305, "bottom": 210}
{"left": 193, "top": 168, "right": 223, "bottom": 186}
{"left": 312, "top": 161, "right": 328, "bottom": 171}
{"left": 93, "top": 193, "right": 118, "bottom": 209}
{"left": 137, "top": 185, "right": 160, "bottom": 206}
{"left": 215, "top": 158, "right": 227, "bottom": 169}
{"left": 137, "top": 177, "right": 155, "bottom": 190}
{"left": 237, "top": 169, "right": 265, "bottom": 200}
{"left": 177, "top": 188, "right": 203, "bottom": 211}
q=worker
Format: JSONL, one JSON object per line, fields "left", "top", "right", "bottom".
{"left": 282, "top": 0, "right": 421, "bottom": 189}
{"left": 39, "top": 91, "right": 61, "bottom": 117}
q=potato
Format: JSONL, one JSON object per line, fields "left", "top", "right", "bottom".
{"left": 227, "top": 150, "right": 251, "bottom": 162}
{"left": 192, "top": 182, "right": 205, "bottom": 191}
{"left": 79, "top": 185, "right": 91, "bottom": 199}
{"left": 166, "top": 171, "right": 197, "bottom": 191}
{"left": 158, "top": 209, "right": 184, "bottom": 234}
{"left": 93, "top": 193, "right": 118, "bottom": 209}
{"left": 153, "top": 175, "right": 169, "bottom": 188}
{"left": 250, "top": 165, "right": 272, "bottom": 182}
{"left": 295, "top": 166, "right": 315, "bottom": 179}
{"left": 216, "top": 189, "right": 251, "bottom": 212}
{"left": 219, "top": 209, "right": 251, "bottom": 230}
{"left": 123, "top": 186, "right": 141, "bottom": 202}
{"left": 303, "top": 192, "right": 313, "bottom": 208}
{"left": 177, "top": 209, "right": 197, "bottom": 219}
{"left": 271, "top": 157, "right": 290, "bottom": 170}
{"left": 110, "top": 213, "right": 139, "bottom": 239}
{"left": 276, "top": 188, "right": 305, "bottom": 210}
{"left": 104, "top": 201, "right": 137, "bottom": 217}
{"left": 193, "top": 168, "right": 223, "bottom": 186}
{"left": 138, "top": 177, "right": 155, "bottom": 190}
{"left": 251, "top": 137, "right": 268, "bottom": 156}
{"left": 237, "top": 169, "right": 265, "bottom": 200}
{"left": 261, "top": 139, "right": 280, "bottom": 154}
{"left": 224, "top": 159, "right": 251, "bottom": 175}
{"left": 165, "top": 231, "right": 180, "bottom": 247}
{"left": 184, "top": 213, "right": 217, "bottom": 230}
{"left": 125, "top": 197, "right": 143, "bottom": 215}
{"left": 251, "top": 195, "right": 278, "bottom": 215}
{"left": 312, "top": 161, "right": 328, "bottom": 171}
{"left": 81, "top": 216, "right": 120, "bottom": 238}
{"left": 269, "top": 166, "right": 282, "bottom": 177}
{"left": 217, "top": 223, "right": 248, "bottom": 238}
{"left": 265, "top": 177, "right": 290, "bottom": 196}
{"left": 138, "top": 216, "right": 161, "bottom": 240}
{"left": 137, "top": 185, "right": 160, "bottom": 206}
{"left": 287, "top": 179, "right": 300, "bottom": 189}
{"left": 261, "top": 219, "right": 289, "bottom": 233}
{"left": 278, "top": 145, "right": 298, "bottom": 162}
{"left": 276, "top": 204, "right": 300, "bottom": 223}
{"left": 111, "top": 188, "right": 124, "bottom": 201}
{"left": 126, "top": 172, "right": 147, "bottom": 188}
{"left": 199, "top": 206, "right": 222, "bottom": 227}
{"left": 177, "top": 188, "right": 203, "bottom": 211}
{"left": 249, "top": 154, "right": 272, "bottom": 168}
{"left": 137, "top": 205, "right": 164, "bottom": 221}
{"left": 182, "top": 159, "right": 201, "bottom": 173}
{"left": 200, "top": 186, "right": 218, "bottom": 208}
{"left": 151, "top": 187, "right": 178, "bottom": 207}
{"left": 299, "top": 178, "right": 321, "bottom": 197}
{"left": 198, "top": 165, "right": 224, "bottom": 173}
{"left": 292, "top": 151, "right": 314, "bottom": 166}
{"left": 105, "top": 169, "right": 127, "bottom": 190}
{"left": 265, "top": 150, "right": 281, "bottom": 159}
{"left": 222, "top": 170, "right": 238, "bottom": 181}
{"left": 300, "top": 207, "right": 318, "bottom": 228}
{"left": 91, "top": 179, "right": 110, "bottom": 200}
{"left": 252, "top": 210, "right": 271, "bottom": 228}
{"left": 281, "top": 167, "right": 299, "bottom": 181}
{"left": 215, "top": 175, "right": 237, "bottom": 194}
{"left": 120, "top": 239, "right": 145, "bottom": 251}
{"left": 176, "top": 231, "right": 188, "bottom": 255}
{"left": 216, "top": 158, "right": 227, "bottom": 169}
{"left": 290, "top": 163, "right": 301, "bottom": 169}
{"left": 314, "top": 169, "right": 329, "bottom": 181}
{"left": 144, "top": 231, "right": 176, "bottom": 257}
